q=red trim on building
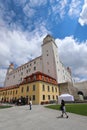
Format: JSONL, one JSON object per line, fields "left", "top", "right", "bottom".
{"left": 21, "top": 71, "right": 58, "bottom": 85}
{"left": 0, "top": 84, "right": 19, "bottom": 91}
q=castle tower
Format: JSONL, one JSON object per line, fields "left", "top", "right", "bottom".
{"left": 42, "top": 35, "right": 59, "bottom": 82}
{"left": 42, "top": 35, "right": 72, "bottom": 83}
{"left": 4, "top": 63, "right": 14, "bottom": 86}
{"left": 7, "top": 63, "right": 14, "bottom": 74}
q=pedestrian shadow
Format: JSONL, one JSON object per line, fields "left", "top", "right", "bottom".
{"left": 56, "top": 116, "right": 63, "bottom": 119}
{"left": 25, "top": 108, "right": 32, "bottom": 111}
{"left": 56, "top": 116, "right": 68, "bottom": 119}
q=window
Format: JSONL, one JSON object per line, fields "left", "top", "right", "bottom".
{"left": 26, "top": 86, "right": 29, "bottom": 92}
{"left": 42, "top": 76, "right": 44, "bottom": 80}
{"left": 21, "top": 87, "right": 24, "bottom": 93}
{"left": 52, "top": 87, "right": 54, "bottom": 92}
{"left": 34, "top": 61, "right": 36, "bottom": 64}
{"left": 16, "top": 90, "right": 17, "bottom": 94}
{"left": 46, "top": 77, "right": 48, "bottom": 81}
{"left": 48, "top": 95, "right": 50, "bottom": 100}
{"left": 56, "top": 95, "right": 58, "bottom": 100}
{"left": 21, "top": 72, "right": 23, "bottom": 75}
{"left": 28, "top": 77, "right": 31, "bottom": 82}
{"left": 13, "top": 91, "right": 14, "bottom": 95}
{"left": 6, "top": 91, "right": 7, "bottom": 95}
{"left": 55, "top": 87, "right": 57, "bottom": 92}
{"left": 53, "top": 95, "right": 54, "bottom": 100}
{"left": 42, "top": 84, "right": 45, "bottom": 91}
{"left": 43, "top": 95, "right": 45, "bottom": 100}
{"left": 20, "top": 77, "right": 22, "bottom": 81}
{"left": 48, "top": 86, "right": 50, "bottom": 92}
{"left": 33, "top": 85, "right": 35, "bottom": 91}
{"left": 26, "top": 70, "right": 28, "bottom": 73}
{"left": 34, "top": 66, "right": 36, "bottom": 71}
{"left": 32, "top": 95, "right": 35, "bottom": 100}
{"left": 50, "top": 79, "right": 52, "bottom": 82}
{"left": 33, "top": 75, "right": 36, "bottom": 80}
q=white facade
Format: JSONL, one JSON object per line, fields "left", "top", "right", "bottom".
{"left": 4, "top": 35, "right": 72, "bottom": 87}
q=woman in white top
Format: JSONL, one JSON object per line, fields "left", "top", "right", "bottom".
{"left": 29, "top": 99, "right": 32, "bottom": 110}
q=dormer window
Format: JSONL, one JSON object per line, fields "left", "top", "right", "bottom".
{"left": 33, "top": 75, "right": 36, "bottom": 80}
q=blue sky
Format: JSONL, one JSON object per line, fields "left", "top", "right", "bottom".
{"left": 0, "top": 0, "right": 87, "bottom": 86}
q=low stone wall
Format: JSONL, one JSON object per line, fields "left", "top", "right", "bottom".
{"left": 73, "top": 81, "right": 87, "bottom": 97}
{"left": 58, "top": 82, "right": 80, "bottom": 101}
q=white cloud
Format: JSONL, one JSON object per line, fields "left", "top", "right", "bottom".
{"left": 13, "top": 0, "right": 47, "bottom": 8}
{"left": 58, "top": 0, "right": 68, "bottom": 18}
{"left": 23, "top": 4, "right": 36, "bottom": 17}
{"left": 79, "top": 0, "right": 87, "bottom": 26}
{"left": 29, "top": 0, "right": 47, "bottom": 7}
{"left": 51, "top": 0, "right": 68, "bottom": 19}
{"left": 13, "top": 0, "right": 27, "bottom": 6}
{"left": 0, "top": 21, "right": 49, "bottom": 86}
{"left": 0, "top": 26, "right": 48, "bottom": 66}
{"left": 55, "top": 36, "right": 87, "bottom": 82}
{"left": 68, "top": 0, "right": 81, "bottom": 17}
{"left": 0, "top": 69, "right": 7, "bottom": 87}
{"left": 23, "top": 0, "right": 48, "bottom": 18}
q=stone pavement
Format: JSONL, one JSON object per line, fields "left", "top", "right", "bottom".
{"left": 0, "top": 105, "right": 87, "bottom": 130}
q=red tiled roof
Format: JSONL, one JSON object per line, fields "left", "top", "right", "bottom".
{"left": 0, "top": 84, "right": 19, "bottom": 91}
{"left": 21, "top": 71, "right": 58, "bottom": 85}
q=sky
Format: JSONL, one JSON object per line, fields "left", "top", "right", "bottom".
{"left": 0, "top": 0, "right": 87, "bottom": 87}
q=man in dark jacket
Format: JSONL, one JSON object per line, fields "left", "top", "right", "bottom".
{"left": 60, "top": 99, "right": 68, "bottom": 118}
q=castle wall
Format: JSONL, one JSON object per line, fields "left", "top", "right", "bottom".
{"left": 58, "top": 82, "right": 79, "bottom": 101}
{"left": 4, "top": 56, "right": 43, "bottom": 87}
{"left": 4, "top": 35, "right": 72, "bottom": 87}
{"left": 73, "top": 81, "right": 87, "bottom": 97}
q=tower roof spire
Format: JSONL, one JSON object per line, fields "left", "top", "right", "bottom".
{"left": 43, "top": 34, "right": 55, "bottom": 45}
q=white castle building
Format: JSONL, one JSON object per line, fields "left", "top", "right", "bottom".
{"left": 4, "top": 35, "right": 72, "bottom": 87}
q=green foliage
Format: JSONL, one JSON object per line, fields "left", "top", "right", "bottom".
{"left": 45, "top": 103, "right": 87, "bottom": 116}
{"left": 0, "top": 105, "right": 12, "bottom": 109}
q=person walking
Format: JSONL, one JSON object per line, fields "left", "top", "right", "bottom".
{"left": 29, "top": 98, "right": 32, "bottom": 110}
{"left": 60, "top": 99, "right": 68, "bottom": 118}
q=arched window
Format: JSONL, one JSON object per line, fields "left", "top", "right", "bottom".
{"left": 78, "top": 91, "right": 84, "bottom": 95}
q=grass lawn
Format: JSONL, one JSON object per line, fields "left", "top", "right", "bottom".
{"left": 0, "top": 105, "right": 12, "bottom": 109}
{"left": 45, "top": 103, "right": 87, "bottom": 116}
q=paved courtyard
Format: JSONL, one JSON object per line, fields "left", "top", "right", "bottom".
{"left": 0, "top": 105, "right": 87, "bottom": 130}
